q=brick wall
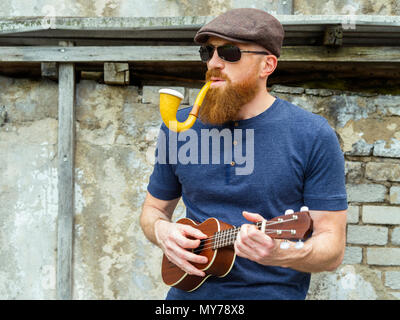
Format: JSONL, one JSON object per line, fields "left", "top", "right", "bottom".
{"left": 269, "top": 85, "right": 400, "bottom": 299}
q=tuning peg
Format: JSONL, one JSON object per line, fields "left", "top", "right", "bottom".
{"left": 295, "top": 240, "right": 304, "bottom": 249}
{"left": 280, "top": 240, "right": 290, "bottom": 250}
{"left": 300, "top": 206, "right": 309, "bottom": 212}
{"left": 284, "top": 209, "right": 294, "bottom": 215}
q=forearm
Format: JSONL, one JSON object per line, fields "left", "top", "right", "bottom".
{"left": 140, "top": 192, "right": 180, "bottom": 246}
{"left": 140, "top": 204, "right": 171, "bottom": 246}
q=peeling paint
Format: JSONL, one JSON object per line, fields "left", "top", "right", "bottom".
{"left": 295, "top": 0, "right": 398, "bottom": 15}
{"left": 0, "top": 117, "right": 58, "bottom": 299}
{"left": 0, "top": 0, "right": 398, "bottom": 17}
{"left": 353, "top": 118, "right": 400, "bottom": 148}
{"left": 337, "top": 121, "right": 362, "bottom": 152}
{"left": 307, "top": 264, "right": 397, "bottom": 300}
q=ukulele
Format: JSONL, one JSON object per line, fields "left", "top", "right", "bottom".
{"left": 161, "top": 207, "right": 313, "bottom": 292}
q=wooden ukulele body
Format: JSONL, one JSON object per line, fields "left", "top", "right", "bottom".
{"left": 161, "top": 217, "right": 236, "bottom": 292}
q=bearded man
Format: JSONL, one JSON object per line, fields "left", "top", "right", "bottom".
{"left": 140, "top": 8, "right": 348, "bottom": 300}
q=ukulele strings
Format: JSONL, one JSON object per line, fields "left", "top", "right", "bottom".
{"left": 191, "top": 217, "right": 298, "bottom": 254}
{"left": 194, "top": 217, "right": 296, "bottom": 244}
{"left": 194, "top": 217, "right": 296, "bottom": 247}
{"left": 192, "top": 230, "right": 290, "bottom": 254}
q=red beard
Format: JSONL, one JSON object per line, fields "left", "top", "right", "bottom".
{"left": 199, "top": 69, "right": 259, "bottom": 125}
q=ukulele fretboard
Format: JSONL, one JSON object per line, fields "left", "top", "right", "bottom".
{"left": 212, "top": 215, "right": 300, "bottom": 249}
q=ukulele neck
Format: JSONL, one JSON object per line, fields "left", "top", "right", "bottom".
{"left": 212, "top": 214, "right": 303, "bottom": 250}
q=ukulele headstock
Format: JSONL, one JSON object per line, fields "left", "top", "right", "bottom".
{"left": 258, "top": 206, "right": 313, "bottom": 249}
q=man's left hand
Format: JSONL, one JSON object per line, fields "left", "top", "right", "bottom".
{"left": 234, "top": 211, "right": 278, "bottom": 265}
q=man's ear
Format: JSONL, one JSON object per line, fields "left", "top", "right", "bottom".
{"left": 260, "top": 55, "right": 278, "bottom": 78}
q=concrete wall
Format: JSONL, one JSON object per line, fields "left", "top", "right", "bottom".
{"left": 0, "top": 0, "right": 398, "bottom": 17}
{"left": 1, "top": 75, "right": 400, "bottom": 299}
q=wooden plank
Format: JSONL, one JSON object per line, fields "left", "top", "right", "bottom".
{"left": 323, "top": 26, "right": 343, "bottom": 46}
{"left": 0, "top": 45, "right": 399, "bottom": 63}
{"left": 0, "top": 15, "right": 399, "bottom": 36}
{"left": 0, "top": 29, "right": 198, "bottom": 39}
{"left": 1, "top": 23, "right": 400, "bottom": 47}
{"left": 104, "top": 62, "right": 129, "bottom": 85}
{"left": 41, "top": 62, "right": 58, "bottom": 80}
{"left": 0, "top": 45, "right": 198, "bottom": 62}
{"left": 56, "top": 41, "right": 75, "bottom": 300}
{"left": 280, "top": 46, "right": 400, "bottom": 62}
{"left": 0, "top": 16, "right": 209, "bottom": 35}
{"left": 0, "top": 37, "right": 197, "bottom": 47}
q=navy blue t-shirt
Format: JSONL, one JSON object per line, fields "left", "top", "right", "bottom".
{"left": 147, "top": 96, "right": 348, "bottom": 300}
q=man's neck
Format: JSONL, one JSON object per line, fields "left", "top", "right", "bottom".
{"left": 234, "top": 88, "right": 276, "bottom": 121}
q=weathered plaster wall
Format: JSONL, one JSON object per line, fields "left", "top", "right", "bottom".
{"left": 0, "top": 77, "right": 58, "bottom": 299}
{"left": 1, "top": 74, "right": 400, "bottom": 299}
{"left": 0, "top": 0, "right": 398, "bottom": 17}
{"left": 272, "top": 85, "right": 400, "bottom": 299}
{"left": 0, "top": 76, "right": 186, "bottom": 300}
{"left": 294, "top": 0, "right": 399, "bottom": 15}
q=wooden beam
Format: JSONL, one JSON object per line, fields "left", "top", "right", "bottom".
{"left": 0, "top": 46, "right": 198, "bottom": 62}
{"left": 41, "top": 62, "right": 58, "bottom": 80}
{"left": 104, "top": 62, "right": 129, "bottom": 85}
{"left": 281, "top": 46, "right": 400, "bottom": 62}
{"left": 56, "top": 41, "right": 75, "bottom": 300}
{"left": 0, "top": 45, "right": 399, "bottom": 63}
{"left": 323, "top": 26, "right": 344, "bottom": 46}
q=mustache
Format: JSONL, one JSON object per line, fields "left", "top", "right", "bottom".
{"left": 205, "top": 69, "right": 230, "bottom": 82}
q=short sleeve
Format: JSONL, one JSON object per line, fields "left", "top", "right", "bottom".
{"left": 146, "top": 124, "right": 182, "bottom": 200}
{"left": 303, "top": 121, "right": 348, "bottom": 211}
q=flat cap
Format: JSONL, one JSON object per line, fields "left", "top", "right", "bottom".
{"left": 194, "top": 8, "right": 284, "bottom": 58}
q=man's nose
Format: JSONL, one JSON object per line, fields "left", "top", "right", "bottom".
{"left": 207, "top": 48, "right": 224, "bottom": 70}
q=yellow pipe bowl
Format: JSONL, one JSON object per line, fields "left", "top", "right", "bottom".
{"left": 159, "top": 81, "right": 212, "bottom": 132}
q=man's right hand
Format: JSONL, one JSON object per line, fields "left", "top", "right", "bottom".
{"left": 154, "top": 219, "right": 209, "bottom": 277}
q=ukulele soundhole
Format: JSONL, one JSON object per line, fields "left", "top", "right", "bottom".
{"left": 193, "top": 239, "right": 205, "bottom": 254}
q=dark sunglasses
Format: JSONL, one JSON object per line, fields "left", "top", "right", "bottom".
{"left": 199, "top": 44, "right": 270, "bottom": 63}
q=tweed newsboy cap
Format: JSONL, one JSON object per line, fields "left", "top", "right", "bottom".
{"left": 194, "top": 8, "right": 284, "bottom": 57}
